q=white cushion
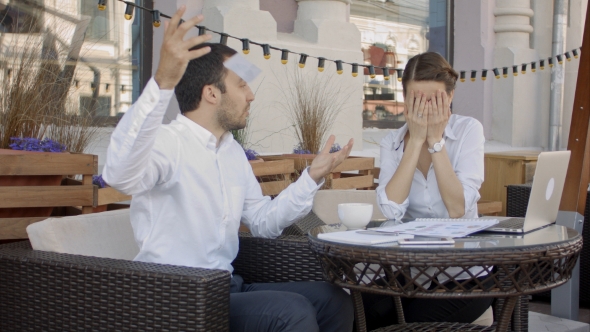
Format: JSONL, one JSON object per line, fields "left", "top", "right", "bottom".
{"left": 26, "top": 209, "right": 139, "bottom": 260}
{"left": 312, "top": 190, "right": 386, "bottom": 224}
{"left": 471, "top": 306, "right": 494, "bottom": 326}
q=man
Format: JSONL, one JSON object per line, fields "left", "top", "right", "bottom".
{"left": 103, "top": 7, "right": 354, "bottom": 332}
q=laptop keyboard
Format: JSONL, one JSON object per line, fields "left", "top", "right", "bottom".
{"left": 494, "top": 218, "right": 525, "bottom": 229}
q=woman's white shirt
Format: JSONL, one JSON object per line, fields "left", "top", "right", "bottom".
{"left": 376, "top": 114, "right": 486, "bottom": 285}
{"left": 376, "top": 114, "right": 485, "bottom": 220}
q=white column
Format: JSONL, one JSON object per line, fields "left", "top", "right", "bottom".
{"left": 202, "top": 0, "right": 277, "bottom": 42}
{"left": 492, "top": 0, "right": 540, "bottom": 147}
{"left": 453, "top": 0, "right": 495, "bottom": 138}
{"left": 294, "top": 0, "right": 360, "bottom": 49}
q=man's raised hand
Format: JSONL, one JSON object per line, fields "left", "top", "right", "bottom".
{"left": 154, "top": 6, "right": 212, "bottom": 90}
{"left": 308, "top": 135, "right": 354, "bottom": 184}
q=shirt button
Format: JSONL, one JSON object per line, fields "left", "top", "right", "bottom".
{"left": 150, "top": 97, "right": 155, "bottom": 102}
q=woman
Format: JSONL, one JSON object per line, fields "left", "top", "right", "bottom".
{"left": 363, "top": 52, "right": 492, "bottom": 329}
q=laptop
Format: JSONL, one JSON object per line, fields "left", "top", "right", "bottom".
{"left": 481, "top": 150, "right": 571, "bottom": 234}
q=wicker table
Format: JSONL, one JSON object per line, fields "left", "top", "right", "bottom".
{"left": 309, "top": 224, "right": 582, "bottom": 332}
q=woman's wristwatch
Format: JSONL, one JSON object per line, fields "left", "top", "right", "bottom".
{"left": 428, "top": 137, "right": 445, "bottom": 153}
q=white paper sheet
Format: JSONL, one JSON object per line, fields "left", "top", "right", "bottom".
{"left": 318, "top": 231, "right": 414, "bottom": 245}
{"left": 223, "top": 54, "right": 261, "bottom": 83}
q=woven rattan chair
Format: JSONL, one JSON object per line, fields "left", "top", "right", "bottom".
{"left": 0, "top": 233, "right": 323, "bottom": 331}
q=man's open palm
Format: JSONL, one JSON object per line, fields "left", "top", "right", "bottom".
{"left": 308, "top": 135, "right": 354, "bottom": 184}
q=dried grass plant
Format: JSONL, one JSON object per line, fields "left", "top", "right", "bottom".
{"left": 0, "top": 4, "right": 100, "bottom": 153}
{"left": 280, "top": 66, "right": 352, "bottom": 154}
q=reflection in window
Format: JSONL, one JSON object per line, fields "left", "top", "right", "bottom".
{"left": 350, "top": 0, "right": 450, "bottom": 129}
{"left": 80, "top": 1, "right": 110, "bottom": 41}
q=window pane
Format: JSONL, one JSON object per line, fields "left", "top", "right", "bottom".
{"left": 350, "top": 0, "right": 450, "bottom": 129}
{"left": 0, "top": 0, "right": 150, "bottom": 128}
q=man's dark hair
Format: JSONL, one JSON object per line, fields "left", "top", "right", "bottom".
{"left": 175, "top": 43, "right": 237, "bottom": 114}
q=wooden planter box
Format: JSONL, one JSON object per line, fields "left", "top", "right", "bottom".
{"left": 62, "top": 178, "right": 131, "bottom": 214}
{"left": 260, "top": 155, "right": 375, "bottom": 190}
{"left": 0, "top": 152, "right": 98, "bottom": 240}
{"left": 249, "top": 159, "right": 294, "bottom": 196}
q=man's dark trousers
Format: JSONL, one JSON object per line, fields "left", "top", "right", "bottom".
{"left": 229, "top": 275, "right": 354, "bottom": 332}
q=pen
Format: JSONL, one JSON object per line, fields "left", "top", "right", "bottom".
{"left": 356, "top": 230, "right": 401, "bottom": 236}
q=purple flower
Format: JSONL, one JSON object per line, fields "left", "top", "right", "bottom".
{"left": 9, "top": 137, "right": 66, "bottom": 152}
{"left": 329, "top": 143, "right": 341, "bottom": 153}
{"left": 92, "top": 174, "right": 108, "bottom": 188}
{"left": 244, "top": 148, "right": 259, "bottom": 161}
{"left": 293, "top": 144, "right": 312, "bottom": 154}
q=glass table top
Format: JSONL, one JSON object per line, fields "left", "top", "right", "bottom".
{"left": 309, "top": 221, "right": 580, "bottom": 251}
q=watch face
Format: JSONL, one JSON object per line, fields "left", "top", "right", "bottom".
{"left": 434, "top": 142, "right": 442, "bottom": 152}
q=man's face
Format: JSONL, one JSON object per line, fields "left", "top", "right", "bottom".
{"left": 216, "top": 69, "right": 255, "bottom": 131}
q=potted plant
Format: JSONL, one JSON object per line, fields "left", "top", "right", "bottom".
{"left": 262, "top": 68, "right": 375, "bottom": 190}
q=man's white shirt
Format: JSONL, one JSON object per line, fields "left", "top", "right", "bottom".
{"left": 103, "top": 78, "right": 322, "bottom": 272}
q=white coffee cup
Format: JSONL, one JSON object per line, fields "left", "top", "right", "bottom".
{"left": 337, "top": 203, "right": 373, "bottom": 230}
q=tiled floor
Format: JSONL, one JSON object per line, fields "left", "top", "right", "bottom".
{"left": 529, "top": 300, "right": 590, "bottom": 323}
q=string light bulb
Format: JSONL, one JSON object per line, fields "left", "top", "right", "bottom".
{"left": 124, "top": 3, "right": 134, "bottom": 20}
{"left": 281, "top": 49, "right": 289, "bottom": 64}
{"left": 460, "top": 71, "right": 466, "bottom": 82}
{"left": 198, "top": 26, "right": 206, "bottom": 36}
{"left": 540, "top": 60, "right": 545, "bottom": 70}
{"left": 298, "top": 54, "right": 307, "bottom": 68}
{"left": 152, "top": 10, "right": 161, "bottom": 27}
{"left": 105, "top": 83, "right": 110, "bottom": 92}
{"left": 75, "top": 80, "right": 79, "bottom": 88}
{"left": 531, "top": 62, "right": 536, "bottom": 72}
{"left": 317, "top": 57, "right": 325, "bottom": 72}
{"left": 352, "top": 63, "right": 358, "bottom": 77}
{"left": 565, "top": 52, "right": 571, "bottom": 61}
{"left": 521, "top": 63, "right": 527, "bottom": 74}
{"left": 97, "top": 0, "right": 106, "bottom": 10}
{"left": 396, "top": 69, "right": 403, "bottom": 82}
{"left": 262, "top": 44, "right": 271, "bottom": 60}
{"left": 512, "top": 65, "right": 518, "bottom": 76}
{"left": 573, "top": 49, "right": 579, "bottom": 58}
{"left": 368, "top": 65, "right": 376, "bottom": 78}
{"left": 383, "top": 67, "right": 390, "bottom": 80}
{"left": 219, "top": 33, "right": 228, "bottom": 45}
{"left": 502, "top": 67, "right": 508, "bottom": 78}
{"left": 241, "top": 39, "right": 250, "bottom": 54}
{"left": 493, "top": 68, "right": 500, "bottom": 79}
{"left": 470, "top": 70, "right": 476, "bottom": 82}
{"left": 556, "top": 54, "right": 563, "bottom": 64}
{"left": 336, "top": 60, "right": 343, "bottom": 74}
{"left": 548, "top": 57, "right": 554, "bottom": 67}
{"left": 481, "top": 69, "right": 488, "bottom": 81}
{"left": 91, "top": 82, "right": 96, "bottom": 91}
{"left": 121, "top": 85, "right": 126, "bottom": 94}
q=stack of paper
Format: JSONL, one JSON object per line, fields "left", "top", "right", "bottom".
{"left": 318, "top": 231, "right": 414, "bottom": 245}
{"left": 373, "top": 219, "right": 499, "bottom": 238}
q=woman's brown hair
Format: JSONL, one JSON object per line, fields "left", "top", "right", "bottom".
{"left": 401, "top": 52, "right": 458, "bottom": 96}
